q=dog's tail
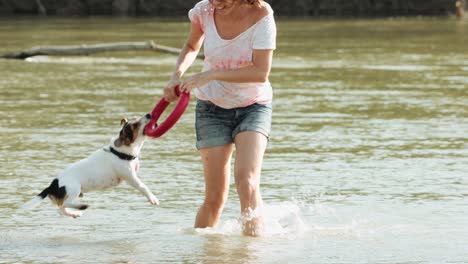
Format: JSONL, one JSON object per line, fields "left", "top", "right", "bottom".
{"left": 22, "top": 182, "right": 53, "bottom": 209}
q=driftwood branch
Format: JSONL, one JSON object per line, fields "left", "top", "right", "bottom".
{"left": 1, "top": 40, "right": 204, "bottom": 60}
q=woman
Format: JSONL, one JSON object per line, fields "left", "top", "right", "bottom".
{"left": 163, "top": 0, "right": 276, "bottom": 236}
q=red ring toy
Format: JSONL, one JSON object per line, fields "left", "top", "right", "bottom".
{"left": 144, "top": 86, "right": 190, "bottom": 138}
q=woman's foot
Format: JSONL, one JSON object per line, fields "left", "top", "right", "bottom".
{"left": 242, "top": 216, "right": 264, "bottom": 236}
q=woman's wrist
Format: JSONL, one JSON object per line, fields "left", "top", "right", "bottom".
{"left": 171, "top": 70, "right": 183, "bottom": 81}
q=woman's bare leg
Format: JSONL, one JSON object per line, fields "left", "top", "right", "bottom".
{"left": 195, "top": 144, "right": 233, "bottom": 228}
{"left": 234, "top": 131, "right": 268, "bottom": 236}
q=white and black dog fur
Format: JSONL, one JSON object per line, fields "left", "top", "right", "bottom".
{"left": 23, "top": 113, "right": 159, "bottom": 218}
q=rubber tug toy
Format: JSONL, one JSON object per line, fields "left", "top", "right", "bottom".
{"left": 144, "top": 86, "right": 190, "bottom": 138}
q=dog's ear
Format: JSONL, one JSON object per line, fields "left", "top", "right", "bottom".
{"left": 120, "top": 118, "right": 128, "bottom": 126}
{"left": 114, "top": 138, "right": 123, "bottom": 147}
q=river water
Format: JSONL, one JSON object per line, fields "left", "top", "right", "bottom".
{"left": 0, "top": 17, "right": 467, "bottom": 263}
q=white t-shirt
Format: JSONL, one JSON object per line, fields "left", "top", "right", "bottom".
{"left": 188, "top": 0, "right": 276, "bottom": 109}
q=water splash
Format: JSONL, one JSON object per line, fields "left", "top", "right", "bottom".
{"left": 180, "top": 202, "right": 308, "bottom": 237}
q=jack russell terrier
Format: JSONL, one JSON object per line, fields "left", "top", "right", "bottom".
{"left": 24, "top": 113, "right": 159, "bottom": 218}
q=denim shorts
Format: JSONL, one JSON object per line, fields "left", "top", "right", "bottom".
{"left": 195, "top": 100, "right": 272, "bottom": 149}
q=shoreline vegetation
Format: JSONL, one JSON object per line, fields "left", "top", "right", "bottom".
{"left": 0, "top": 0, "right": 466, "bottom": 18}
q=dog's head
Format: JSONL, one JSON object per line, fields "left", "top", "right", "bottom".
{"left": 114, "top": 113, "right": 152, "bottom": 148}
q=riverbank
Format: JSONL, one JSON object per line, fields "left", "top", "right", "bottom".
{"left": 0, "top": 0, "right": 465, "bottom": 17}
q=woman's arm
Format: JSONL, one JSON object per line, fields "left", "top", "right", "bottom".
{"left": 180, "top": 49, "right": 274, "bottom": 92}
{"left": 212, "top": 49, "right": 273, "bottom": 83}
{"left": 164, "top": 22, "right": 205, "bottom": 102}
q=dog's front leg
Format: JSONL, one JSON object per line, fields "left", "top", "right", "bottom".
{"left": 124, "top": 171, "right": 159, "bottom": 206}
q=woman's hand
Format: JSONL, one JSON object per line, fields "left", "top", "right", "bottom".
{"left": 163, "top": 78, "right": 181, "bottom": 102}
{"left": 180, "top": 71, "right": 214, "bottom": 93}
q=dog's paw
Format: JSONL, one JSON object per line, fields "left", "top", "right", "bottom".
{"left": 61, "top": 208, "right": 83, "bottom": 218}
{"left": 148, "top": 194, "right": 160, "bottom": 206}
{"left": 71, "top": 212, "right": 82, "bottom": 219}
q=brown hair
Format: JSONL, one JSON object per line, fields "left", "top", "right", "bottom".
{"left": 244, "top": 0, "right": 262, "bottom": 5}
{"left": 210, "top": 0, "right": 262, "bottom": 6}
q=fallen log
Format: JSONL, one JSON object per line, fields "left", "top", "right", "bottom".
{"left": 1, "top": 40, "right": 204, "bottom": 60}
